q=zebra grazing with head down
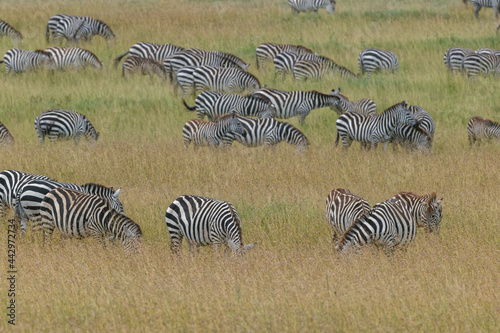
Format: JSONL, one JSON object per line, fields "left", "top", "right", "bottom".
{"left": 292, "top": 59, "right": 358, "bottom": 81}
{"left": 467, "top": 116, "right": 500, "bottom": 145}
{"left": 255, "top": 42, "right": 315, "bottom": 69}
{"left": 251, "top": 88, "right": 339, "bottom": 124}
{"left": 45, "top": 47, "right": 103, "bottom": 71}
{"left": 193, "top": 66, "right": 261, "bottom": 95}
{"left": 335, "top": 101, "right": 416, "bottom": 150}
{"left": 182, "top": 91, "right": 276, "bottom": 120}
{"left": 0, "top": 121, "right": 14, "bottom": 147}
{"left": 461, "top": 53, "right": 500, "bottom": 77}
{"left": 165, "top": 195, "right": 255, "bottom": 255}
{"left": 122, "top": 56, "right": 165, "bottom": 79}
{"left": 35, "top": 109, "right": 99, "bottom": 145}
{"left": 409, "top": 105, "right": 435, "bottom": 138}
{"left": 183, "top": 112, "right": 246, "bottom": 150}
{"left": 221, "top": 116, "right": 310, "bottom": 152}
{"left": 46, "top": 14, "right": 115, "bottom": 44}
{"left": 358, "top": 48, "right": 399, "bottom": 76}
{"left": 52, "top": 16, "right": 93, "bottom": 45}
{"left": 391, "top": 124, "right": 433, "bottom": 152}
{"left": 273, "top": 52, "right": 336, "bottom": 80}
{"left": 114, "top": 42, "right": 184, "bottom": 67}
{"left": 0, "top": 19, "right": 22, "bottom": 45}
{"left": 325, "top": 188, "right": 371, "bottom": 244}
{"left": 470, "top": 0, "right": 500, "bottom": 19}
{"left": 0, "top": 49, "right": 53, "bottom": 75}
{"left": 443, "top": 47, "right": 476, "bottom": 74}
{"left": 40, "top": 188, "right": 141, "bottom": 252}
{"left": 288, "top": 0, "right": 336, "bottom": 14}
{"left": 336, "top": 192, "right": 443, "bottom": 254}
{"left": 329, "top": 87, "right": 377, "bottom": 116}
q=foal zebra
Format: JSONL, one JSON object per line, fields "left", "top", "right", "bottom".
{"left": 122, "top": 56, "right": 165, "bottom": 79}
{"left": 35, "top": 109, "right": 99, "bottom": 145}
{"left": 193, "top": 66, "right": 261, "bottom": 95}
{"left": 0, "top": 121, "right": 14, "bottom": 146}
{"left": 1, "top": 49, "right": 53, "bottom": 74}
{"left": 461, "top": 53, "right": 500, "bottom": 77}
{"left": 165, "top": 195, "right": 255, "bottom": 254}
{"left": 329, "top": 87, "right": 377, "bottom": 115}
{"left": 467, "top": 116, "right": 500, "bottom": 145}
{"left": 358, "top": 48, "right": 399, "bottom": 76}
{"left": 288, "top": 0, "right": 336, "bottom": 14}
{"left": 114, "top": 42, "right": 184, "bottom": 67}
{"left": 470, "top": 0, "right": 500, "bottom": 19}
{"left": 292, "top": 59, "right": 358, "bottom": 81}
{"left": 255, "top": 42, "right": 315, "bottom": 69}
{"left": 46, "top": 14, "right": 115, "bottom": 44}
{"left": 40, "top": 188, "right": 141, "bottom": 252}
{"left": 45, "top": 47, "right": 103, "bottom": 70}
{"left": 52, "top": 16, "right": 93, "bottom": 45}
{"left": 443, "top": 47, "right": 476, "bottom": 74}
{"left": 0, "top": 19, "right": 22, "bottom": 45}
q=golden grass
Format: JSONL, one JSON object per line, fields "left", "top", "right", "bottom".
{"left": 1, "top": 0, "right": 500, "bottom": 331}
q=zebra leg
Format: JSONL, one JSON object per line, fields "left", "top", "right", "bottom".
{"left": 474, "top": 4, "right": 481, "bottom": 18}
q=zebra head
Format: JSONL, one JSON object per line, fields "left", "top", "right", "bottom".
{"left": 261, "top": 103, "right": 277, "bottom": 118}
{"left": 326, "top": 0, "right": 336, "bottom": 13}
{"left": 329, "top": 87, "right": 344, "bottom": 115}
{"left": 121, "top": 222, "right": 142, "bottom": 253}
{"left": 422, "top": 194, "right": 443, "bottom": 234}
{"left": 228, "top": 239, "right": 256, "bottom": 255}
{"left": 396, "top": 101, "right": 416, "bottom": 127}
{"left": 228, "top": 112, "right": 246, "bottom": 136}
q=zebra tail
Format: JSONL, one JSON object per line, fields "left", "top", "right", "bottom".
{"left": 114, "top": 51, "right": 129, "bottom": 68}
{"left": 182, "top": 99, "right": 196, "bottom": 111}
{"left": 335, "top": 130, "right": 340, "bottom": 147}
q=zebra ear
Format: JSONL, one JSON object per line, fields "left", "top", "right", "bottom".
{"left": 113, "top": 188, "right": 121, "bottom": 199}
{"left": 427, "top": 192, "right": 437, "bottom": 206}
{"left": 402, "top": 101, "right": 409, "bottom": 108}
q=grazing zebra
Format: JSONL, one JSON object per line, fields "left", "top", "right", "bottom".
{"left": 255, "top": 42, "right": 315, "bottom": 69}
{"left": 461, "top": 53, "right": 500, "bottom": 77}
{"left": 172, "top": 66, "right": 198, "bottom": 96}
{"left": 336, "top": 192, "right": 443, "bottom": 254}
{"left": 46, "top": 14, "right": 115, "bottom": 44}
{"left": 221, "top": 116, "right": 310, "bottom": 152}
{"left": 251, "top": 88, "right": 339, "bottom": 124}
{"left": 391, "top": 124, "right": 433, "bottom": 152}
{"left": 335, "top": 101, "right": 416, "bottom": 150}
{"left": 122, "top": 56, "right": 165, "bottom": 79}
{"left": 52, "top": 16, "right": 93, "bottom": 45}
{"left": 34, "top": 109, "right": 99, "bottom": 145}
{"left": 114, "top": 42, "right": 184, "bottom": 67}
{"left": 288, "top": 0, "right": 336, "bottom": 14}
{"left": 182, "top": 91, "right": 276, "bottom": 120}
{"left": 470, "top": 0, "right": 500, "bottom": 19}
{"left": 45, "top": 47, "right": 103, "bottom": 70}
{"left": 292, "top": 59, "right": 358, "bottom": 81}
{"left": 273, "top": 52, "right": 336, "bottom": 80}
{"left": 183, "top": 112, "right": 245, "bottom": 150}
{"left": 358, "top": 48, "right": 399, "bottom": 76}
{"left": 476, "top": 47, "right": 500, "bottom": 57}
{"left": 443, "top": 47, "right": 476, "bottom": 73}
{"left": 193, "top": 66, "right": 261, "bottom": 95}
{"left": 329, "top": 87, "right": 377, "bottom": 115}
{"left": 409, "top": 105, "right": 435, "bottom": 138}
{"left": 0, "top": 49, "right": 53, "bottom": 75}
{"left": 325, "top": 188, "right": 370, "bottom": 244}
{"left": 0, "top": 121, "right": 14, "bottom": 147}
{"left": 165, "top": 195, "right": 255, "bottom": 254}
{"left": 467, "top": 116, "right": 500, "bottom": 145}
{"left": 40, "top": 188, "right": 141, "bottom": 252}
{"left": 0, "top": 19, "right": 22, "bottom": 45}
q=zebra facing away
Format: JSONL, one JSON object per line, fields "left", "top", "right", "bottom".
{"left": 255, "top": 42, "right": 315, "bottom": 69}
{"left": 467, "top": 116, "right": 500, "bottom": 145}
{"left": 288, "top": 0, "right": 336, "bottom": 14}
{"left": 358, "top": 48, "right": 399, "bottom": 76}
{"left": 221, "top": 116, "right": 310, "bottom": 152}
{"left": 165, "top": 195, "right": 255, "bottom": 255}
{"left": 122, "top": 56, "right": 165, "bottom": 79}
{"left": 45, "top": 47, "right": 103, "bottom": 71}
{"left": 0, "top": 49, "right": 53, "bottom": 75}
{"left": 443, "top": 47, "right": 476, "bottom": 74}
{"left": 461, "top": 53, "right": 500, "bottom": 77}
{"left": 193, "top": 66, "right": 261, "bottom": 95}
{"left": 335, "top": 101, "right": 416, "bottom": 150}
{"left": 0, "top": 19, "right": 22, "bottom": 45}
{"left": 34, "top": 109, "right": 99, "bottom": 145}
{"left": 114, "top": 42, "right": 184, "bottom": 67}
{"left": 470, "top": 0, "right": 500, "bottom": 19}
{"left": 46, "top": 14, "right": 115, "bottom": 44}
{"left": 292, "top": 59, "right": 358, "bottom": 81}
{"left": 52, "top": 16, "right": 93, "bottom": 45}
{"left": 0, "top": 121, "right": 14, "bottom": 146}
{"left": 329, "top": 87, "right": 377, "bottom": 115}
{"left": 476, "top": 47, "right": 500, "bottom": 57}
{"left": 40, "top": 188, "right": 141, "bottom": 252}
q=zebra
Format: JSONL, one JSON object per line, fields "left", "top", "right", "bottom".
{"left": 325, "top": 188, "right": 371, "bottom": 244}
{"left": 335, "top": 101, "right": 416, "bottom": 150}
{"left": 0, "top": 121, "right": 14, "bottom": 147}
{"left": 358, "top": 48, "right": 399, "bottom": 76}
{"left": 329, "top": 87, "right": 377, "bottom": 115}
{"left": 192, "top": 66, "right": 261, "bottom": 95}
{"left": 409, "top": 105, "right": 435, "bottom": 139}
{"left": 255, "top": 42, "right": 315, "bottom": 69}
{"left": 470, "top": 0, "right": 500, "bottom": 19}
{"left": 461, "top": 53, "right": 500, "bottom": 77}
{"left": 172, "top": 66, "right": 198, "bottom": 96}
{"left": 292, "top": 59, "right": 358, "bottom": 81}
{"left": 390, "top": 124, "right": 433, "bottom": 152}
{"left": 273, "top": 52, "right": 336, "bottom": 80}
{"left": 251, "top": 88, "right": 339, "bottom": 124}
{"left": 165, "top": 195, "right": 255, "bottom": 254}
{"left": 182, "top": 112, "right": 246, "bottom": 150}
{"left": 40, "top": 188, "right": 141, "bottom": 252}
{"left": 45, "top": 47, "right": 103, "bottom": 71}
{"left": 467, "top": 116, "right": 500, "bottom": 145}
{"left": 443, "top": 47, "right": 476, "bottom": 73}
{"left": 220, "top": 116, "right": 310, "bottom": 152}
{"left": 52, "top": 16, "right": 93, "bottom": 45}
{"left": 0, "top": 49, "right": 53, "bottom": 75}
{"left": 121, "top": 56, "right": 165, "bottom": 79}
{"left": 114, "top": 42, "right": 184, "bottom": 67}
{"left": 182, "top": 91, "right": 276, "bottom": 120}
{"left": 0, "top": 19, "right": 22, "bottom": 45}
{"left": 46, "top": 14, "right": 115, "bottom": 44}
{"left": 34, "top": 109, "right": 99, "bottom": 145}
{"left": 336, "top": 192, "right": 443, "bottom": 254}
{"left": 476, "top": 47, "right": 500, "bottom": 57}
{"left": 288, "top": 0, "right": 336, "bottom": 15}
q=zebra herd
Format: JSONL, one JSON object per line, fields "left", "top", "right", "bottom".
{"left": 444, "top": 47, "right": 500, "bottom": 77}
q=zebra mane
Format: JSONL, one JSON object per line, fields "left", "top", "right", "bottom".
{"left": 278, "top": 121, "right": 310, "bottom": 145}
{"left": 336, "top": 208, "right": 373, "bottom": 249}
{"left": 382, "top": 101, "right": 408, "bottom": 114}
{"left": 228, "top": 203, "right": 243, "bottom": 246}
{"left": 212, "top": 113, "right": 235, "bottom": 123}
{"left": 34, "top": 49, "right": 51, "bottom": 57}
{"left": 245, "top": 94, "right": 270, "bottom": 104}
{"left": 81, "top": 48, "right": 100, "bottom": 61}
{"left": 293, "top": 44, "right": 315, "bottom": 54}
{"left": 82, "top": 182, "right": 114, "bottom": 192}
{"left": 315, "top": 54, "right": 337, "bottom": 65}
{"left": 483, "top": 118, "right": 500, "bottom": 128}
{"left": 337, "top": 65, "right": 357, "bottom": 77}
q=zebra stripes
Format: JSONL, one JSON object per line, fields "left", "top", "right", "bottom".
{"left": 165, "top": 195, "right": 255, "bottom": 254}
{"left": 0, "top": 19, "right": 22, "bottom": 45}
{"left": 255, "top": 42, "right": 315, "bottom": 69}
{"left": 40, "top": 188, "right": 141, "bottom": 252}
{"left": 358, "top": 48, "right": 399, "bottom": 76}
{"left": 273, "top": 52, "right": 334, "bottom": 80}
{"left": 467, "top": 116, "right": 500, "bottom": 145}
{"left": 52, "top": 16, "right": 93, "bottom": 45}
{"left": 443, "top": 47, "right": 476, "bottom": 73}
{"left": 46, "top": 14, "right": 115, "bottom": 43}
{"left": 192, "top": 66, "right": 261, "bottom": 95}
{"left": 409, "top": 105, "right": 435, "bottom": 138}
{"left": 173, "top": 66, "right": 198, "bottom": 96}
{"left": 476, "top": 47, "right": 500, "bottom": 57}
{"left": 122, "top": 56, "right": 165, "bottom": 79}
{"left": 292, "top": 58, "right": 358, "bottom": 81}
{"left": 0, "top": 121, "right": 14, "bottom": 146}
{"left": 45, "top": 47, "right": 103, "bottom": 70}
{"left": 329, "top": 87, "right": 377, "bottom": 115}
{"left": 114, "top": 42, "right": 184, "bottom": 67}
{"left": 461, "top": 53, "right": 500, "bottom": 77}
{"left": 34, "top": 109, "right": 99, "bottom": 145}
{"left": 288, "top": 0, "right": 336, "bottom": 14}
{"left": 391, "top": 124, "right": 433, "bottom": 152}
{"left": 1, "top": 49, "right": 53, "bottom": 74}
{"left": 392, "top": 192, "right": 443, "bottom": 233}
{"left": 470, "top": 0, "right": 500, "bottom": 19}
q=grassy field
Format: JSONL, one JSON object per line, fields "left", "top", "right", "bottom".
{"left": 1, "top": 0, "right": 500, "bottom": 331}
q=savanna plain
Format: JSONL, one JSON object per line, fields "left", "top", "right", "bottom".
{"left": 1, "top": 0, "right": 499, "bottom": 331}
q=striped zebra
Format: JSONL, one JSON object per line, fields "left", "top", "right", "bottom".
{"left": 443, "top": 47, "right": 476, "bottom": 73}
{"left": 122, "top": 56, "right": 165, "bottom": 79}
{"left": 251, "top": 88, "right": 339, "bottom": 124}
{"left": 46, "top": 14, "right": 115, "bottom": 44}
{"left": 336, "top": 192, "right": 443, "bottom": 254}
{"left": 114, "top": 42, "right": 184, "bottom": 67}
{"left": 461, "top": 53, "right": 500, "bottom": 77}
{"left": 292, "top": 59, "right": 358, "bottom": 81}
{"left": 358, "top": 48, "right": 399, "bottom": 76}
{"left": 255, "top": 42, "right": 315, "bottom": 69}
{"left": 390, "top": 124, "right": 433, "bottom": 152}
{"left": 288, "top": 0, "right": 336, "bottom": 14}
{"left": 0, "top": 49, "right": 53, "bottom": 75}
{"left": 325, "top": 188, "right": 371, "bottom": 244}
{"left": 183, "top": 112, "right": 245, "bottom": 150}
{"left": 329, "top": 87, "right": 377, "bottom": 115}
{"left": 45, "top": 47, "right": 103, "bottom": 70}
{"left": 165, "top": 195, "right": 255, "bottom": 254}
{"left": 273, "top": 52, "right": 336, "bottom": 80}
{"left": 220, "top": 116, "right": 310, "bottom": 152}
{"left": 172, "top": 66, "right": 198, "bottom": 96}
{"left": 40, "top": 188, "right": 141, "bottom": 252}
{"left": 0, "top": 121, "right": 14, "bottom": 147}
{"left": 182, "top": 91, "right": 275, "bottom": 120}
{"left": 335, "top": 101, "right": 416, "bottom": 150}
{"left": 409, "top": 105, "right": 435, "bottom": 138}
{"left": 476, "top": 47, "right": 500, "bottom": 57}
{"left": 470, "top": 0, "right": 500, "bottom": 18}
{"left": 0, "top": 19, "right": 22, "bottom": 45}
{"left": 34, "top": 109, "right": 99, "bottom": 145}
{"left": 193, "top": 66, "right": 261, "bottom": 95}
{"left": 467, "top": 116, "right": 500, "bottom": 145}
{"left": 52, "top": 16, "right": 93, "bottom": 45}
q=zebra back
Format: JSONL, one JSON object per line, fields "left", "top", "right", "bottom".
{"left": 81, "top": 183, "right": 124, "bottom": 214}
{"left": 358, "top": 48, "right": 399, "bottom": 76}
{"left": 467, "top": 116, "right": 500, "bottom": 144}
{"left": 193, "top": 66, "right": 261, "bottom": 95}
{"left": 122, "top": 56, "right": 165, "bottom": 79}
{"left": 0, "top": 19, "right": 22, "bottom": 45}
{"left": 46, "top": 14, "right": 114, "bottom": 43}
{"left": 54, "top": 17, "right": 92, "bottom": 45}
{"left": 255, "top": 42, "right": 314, "bottom": 69}
{"left": 2, "top": 49, "right": 53, "bottom": 74}
{"left": 45, "top": 47, "right": 103, "bottom": 71}
{"left": 288, "top": 0, "right": 336, "bottom": 14}
{"left": 476, "top": 47, "right": 500, "bottom": 57}
{"left": 115, "top": 42, "right": 185, "bottom": 66}
{"left": 443, "top": 47, "right": 476, "bottom": 73}
{"left": 0, "top": 121, "right": 14, "bottom": 147}
{"left": 329, "top": 87, "right": 377, "bottom": 115}
{"left": 183, "top": 112, "right": 245, "bottom": 149}
{"left": 461, "top": 53, "right": 500, "bottom": 77}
